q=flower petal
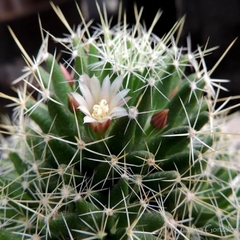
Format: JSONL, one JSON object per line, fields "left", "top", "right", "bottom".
{"left": 79, "top": 74, "right": 90, "bottom": 86}
{"left": 83, "top": 115, "right": 97, "bottom": 123}
{"left": 109, "top": 75, "right": 123, "bottom": 97}
{"left": 110, "top": 89, "right": 130, "bottom": 109}
{"left": 90, "top": 75, "right": 101, "bottom": 102}
{"left": 78, "top": 105, "right": 92, "bottom": 117}
{"left": 100, "top": 75, "right": 111, "bottom": 100}
{"left": 71, "top": 92, "right": 87, "bottom": 107}
{"left": 110, "top": 106, "right": 128, "bottom": 118}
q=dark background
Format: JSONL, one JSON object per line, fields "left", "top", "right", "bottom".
{"left": 0, "top": 0, "right": 240, "bottom": 118}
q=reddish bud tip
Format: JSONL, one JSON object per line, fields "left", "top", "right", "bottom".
{"left": 60, "top": 64, "right": 74, "bottom": 86}
{"left": 151, "top": 109, "right": 169, "bottom": 130}
{"left": 68, "top": 94, "right": 79, "bottom": 112}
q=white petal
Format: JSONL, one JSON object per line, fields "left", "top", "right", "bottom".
{"left": 117, "top": 96, "right": 131, "bottom": 107}
{"left": 84, "top": 115, "right": 111, "bottom": 123}
{"left": 110, "top": 89, "right": 130, "bottom": 109}
{"left": 78, "top": 105, "right": 91, "bottom": 117}
{"left": 100, "top": 75, "right": 111, "bottom": 100}
{"left": 79, "top": 74, "right": 90, "bottom": 88}
{"left": 79, "top": 84, "right": 94, "bottom": 108}
{"left": 110, "top": 107, "right": 128, "bottom": 118}
{"left": 90, "top": 75, "right": 101, "bottom": 102}
{"left": 110, "top": 75, "right": 123, "bottom": 96}
{"left": 71, "top": 92, "right": 87, "bottom": 106}
{"left": 83, "top": 115, "right": 97, "bottom": 123}
{"left": 111, "top": 75, "right": 123, "bottom": 92}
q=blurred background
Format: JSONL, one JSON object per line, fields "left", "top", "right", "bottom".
{"left": 0, "top": 0, "right": 240, "bottom": 118}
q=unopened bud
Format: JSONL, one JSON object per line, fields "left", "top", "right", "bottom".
{"left": 151, "top": 109, "right": 169, "bottom": 130}
{"left": 60, "top": 64, "right": 74, "bottom": 86}
{"left": 68, "top": 94, "right": 79, "bottom": 112}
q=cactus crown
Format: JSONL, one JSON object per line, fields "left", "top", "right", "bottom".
{"left": 0, "top": 2, "right": 239, "bottom": 240}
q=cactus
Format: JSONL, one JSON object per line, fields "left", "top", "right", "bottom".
{"left": 0, "top": 3, "right": 240, "bottom": 240}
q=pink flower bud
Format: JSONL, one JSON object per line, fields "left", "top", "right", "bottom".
{"left": 68, "top": 94, "right": 79, "bottom": 112}
{"left": 60, "top": 64, "right": 74, "bottom": 86}
{"left": 151, "top": 109, "right": 169, "bottom": 130}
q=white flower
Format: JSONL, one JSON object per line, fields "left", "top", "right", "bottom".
{"left": 71, "top": 74, "right": 130, "bottom": 133}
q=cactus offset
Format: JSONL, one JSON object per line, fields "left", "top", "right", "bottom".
{"left": 0, "top": 3, "right": 240, "bottom": 240}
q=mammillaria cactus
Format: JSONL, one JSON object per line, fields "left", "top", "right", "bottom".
{"left": 0, "top": 3, "right": 239, "bottom": 240}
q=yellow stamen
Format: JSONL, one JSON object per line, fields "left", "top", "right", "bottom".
{"left": 92, "top": 99, "right": 109, "bottom": 120}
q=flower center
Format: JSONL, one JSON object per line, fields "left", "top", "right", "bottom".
{"left": 92, "top": 99, "right": 109, "bottom": 120}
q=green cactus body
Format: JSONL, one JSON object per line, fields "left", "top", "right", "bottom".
{"left": 0, "top": 3, "right": 239, "bottom": 240}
